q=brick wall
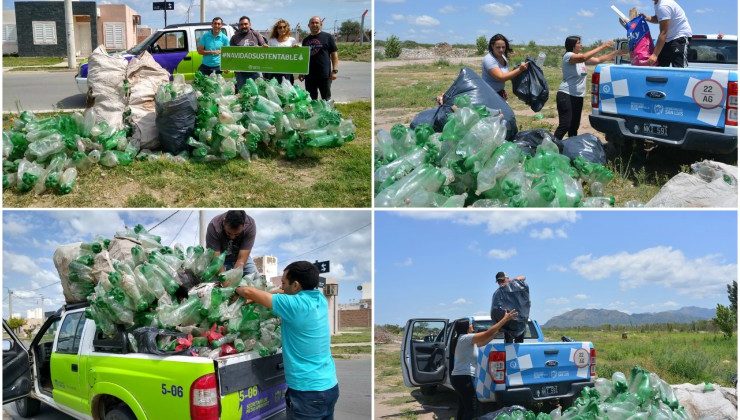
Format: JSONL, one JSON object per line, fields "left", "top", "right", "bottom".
{"left": 339, "top": 309, "right": 371, "bottom": 328}
{"left": 15, "top": 1, "right": 97, "bottom": 56}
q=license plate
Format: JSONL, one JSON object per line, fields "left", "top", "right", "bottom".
{"left": 543, "top": 385, "right": 559, "bottom": 396}
{"left": 642, "top": 123, "right": 669, "bottom": 137}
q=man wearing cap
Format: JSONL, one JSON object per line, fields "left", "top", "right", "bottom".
{"left": 491, "top": 271, "right": 529, "bottom": 343}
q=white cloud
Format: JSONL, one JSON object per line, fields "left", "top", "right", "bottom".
{"left": 695, "top": 8, "right": 713, "bottom": 14}
{"left": 395, "top": 257, "right": 413, "bottom": 267}
{"left": 3, "top": 214, "right": 32, "bottom": 236}
{"left": 413, "top": 15, "right": 440, "bottom": 26}
{"left": 52, "top": 212, "right": 127, "bottom": 239}
{"left": 529, "top": 227, "right": 568, "bottom": 240}
{"left": 396, "top": 211, "right": 578, "bottom": 235}
{"left": 570, "top": 246, "right": 737, "bottom": 297}
{"left": 488, "top": 248, "right": 516, "bottom": 260}
{"left": 391, "top": 14, "right": 405, "bottom": 21}
{"left": 547, "top": 264, "right": 568, "bottom": 272}
{"left": 512, "top": 2, "right": 523, "bottom": 7}
{"left": 481, "top": 3, "right": 514, "bottom": 17}
{"left": 577, "top": 9, "right": 594, "bottom": 17}
{"left": 439, "top": 5, "right": 457, "bottom": 14}
{"left": 546, "top": 297, "right": 570, "bottom": 305}
{"left": 574, "top": 294, "right": 588, "bottom": 300}
{"left": 453, "top": 298, "right": 469, "bottom": 305}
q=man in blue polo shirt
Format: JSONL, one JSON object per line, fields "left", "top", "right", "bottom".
{"left": 236, "top": 261, "right": 339, "bottom": 419}
{"left": 197, "top": 16, "right": 229, "bottom": 75}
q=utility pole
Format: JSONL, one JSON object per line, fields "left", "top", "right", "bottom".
{"left": 64, "top": 0, "right": 77, "bottom": 69}
{"left": 199, "top": 210, "right": 207, "bottom": 247}
{"left": 360, "top": 10, "right": 368, "bottom": 45}
{"left": 8, "top": 289, "right": 13, "bottom": 319}
{"left": 199, "top": 0, "right": 205, "bottom": 23}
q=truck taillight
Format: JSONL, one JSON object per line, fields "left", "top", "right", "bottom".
{"left": 190, "top": 373, "right": 220, "bottom": 420}
{"left": 591, "top": 72, "right": 600, "bottom": 109}
{"left": 488, "top": 351, "right": 506, "bottom": 384}
{"left": 726, "top": 81, "right": 737, "bottom": 127}
{"left": 590, "top": 348, "right": 597, "bottom": 378}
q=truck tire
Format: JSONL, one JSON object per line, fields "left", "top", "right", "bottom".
{"left": 14, "top": 396, "right": 41, "bottom": 417}
{"left": 420, "top": 385, "right": 437, "bottom": 396}
{"left": 105, "top": 405, "right": 136, "bottom": 420}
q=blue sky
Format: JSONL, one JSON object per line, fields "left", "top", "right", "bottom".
{"left": 375, "top": 0, "right": 738, "bottom": 45}
{"left": 4, "top": 0, "right": 370, "bottom": 34}
{"left": 374, "top": 210, "right": 738, "bottom": 326}
{"left": 2, "top": 209, "right": 371, "bottom": 318}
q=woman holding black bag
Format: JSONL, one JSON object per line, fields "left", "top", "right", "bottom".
{"left": 481, "top": 34, "right": 528, "bottom": 101}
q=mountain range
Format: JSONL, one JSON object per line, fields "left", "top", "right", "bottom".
{"left": 542, "top": 306, "right": 715, "bottom": 328}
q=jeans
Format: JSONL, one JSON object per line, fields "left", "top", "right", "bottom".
{"left": 285, "top": 384, "right": 339, "bottom": 420}
{"left": 235, "top": 72, "right": 262, "bottom": 93}
{"left": 450, "top": 375, "right": 477, "bottom": 420}
{"left": 198, "top": 64, "right": 222, "bottom": 76}
{"left": 554, "top": 91, "right": 584, "bottom": 140}
{"left": 304, "top": 76, "right": 332, "bottom": 100}
{"left": 223, "top": 256, "right": 257, "bottom": 276}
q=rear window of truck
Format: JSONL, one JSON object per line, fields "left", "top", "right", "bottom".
{"left": 689, "top": 39, "right": 738, "bottom": 64}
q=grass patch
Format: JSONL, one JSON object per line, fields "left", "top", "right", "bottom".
{"left": 544, "top": 329, "right": 736, "bottom": 386}
{"left": 374, "top": 61, "right": 737, "bottom": 206}
{"left": 3, "top": 56, "right": 65, "bottom": 68}
{"left": 331, "top": 327, "right": 371, "bottom": 344}
{"left": 3, "top": 102, "right": 371, "bottom": 208}
{"left": 331, "top": 345, "right": 371, "bottom": 356}
{"left": 337, "top": 43, "right": 371, "bottom": 62}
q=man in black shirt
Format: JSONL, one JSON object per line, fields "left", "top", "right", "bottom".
{"left": 299, "top": 16, "right": 339, "bottom": 100}
{"left": 206, "top": 210, "right": 257, "bottom": 276}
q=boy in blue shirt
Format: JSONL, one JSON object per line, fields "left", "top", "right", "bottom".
{"left": 197, "top": 16, "right": 229, "bottom": 75}
{"left": 237, "top": 261, "right": 339, "bottom": 419}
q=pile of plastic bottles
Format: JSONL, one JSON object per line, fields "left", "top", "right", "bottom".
{"left": 192, "top": 72, "right": 356, "bottom": 159}
{"left": 2, "top": 110, "right": 136, "bottom": 194}
{"left": 375, "top": 96, "right": 617, "bottom": 207}
{"left": 68, "top": 224, "right": 281, "bottom": 359}
{"left": 492, "top": 366, "right": 688, "bottom": 420}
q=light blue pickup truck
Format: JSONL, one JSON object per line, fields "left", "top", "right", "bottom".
{"left": 589, "top": 34, "right": 737, "bottom": 155}
{"left": 401, "top": 316, "right": 595, "bottom": 411}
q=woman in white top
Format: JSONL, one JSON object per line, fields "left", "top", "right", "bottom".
{"left": 451, "top": 310, "right": 517, "bottom": 420}
{"left": 482, "top": 34, "right": 528, "bottom": 101}
{"left": 554, "top": 35, "right": 626, "bottom": 139}
{"left": 265, "top": 19, "right": 298, "bottom": 84}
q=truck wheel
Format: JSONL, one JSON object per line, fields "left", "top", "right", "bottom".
{"left": 105, "top": 405, "right": 136, "bottom": 420}
{"left": 14, "top": 396, "right": 41, "bottom": 417}
{"left": 420, "top": 385, "right": 437, "bottom": 396}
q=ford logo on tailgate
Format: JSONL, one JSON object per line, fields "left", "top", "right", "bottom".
{"left": 646, "top": 90, "right": 666, "bottom": 99}
{"left": 545, "top": 360, "right": 558, "bottom": 367}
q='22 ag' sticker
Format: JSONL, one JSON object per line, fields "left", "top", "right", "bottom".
{"left": 573, "top": 348, "right": 590, "bottom": 368}
{"left": 692, "top": 79, "right": 724, "bottom": 109}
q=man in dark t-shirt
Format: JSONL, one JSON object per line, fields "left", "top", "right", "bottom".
{"left": 206, "top": 210, "right": 257, "bottom": 275}
{"left": 299, "top": 16, "right": 339, "bottom": 100}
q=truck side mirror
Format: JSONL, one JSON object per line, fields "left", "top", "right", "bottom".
{"left": 3, "top": 339, "right": 12, "bottom": 351}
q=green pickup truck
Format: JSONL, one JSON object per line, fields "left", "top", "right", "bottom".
{"left": 3, "top": 303, "right": 286, "bottom": 419}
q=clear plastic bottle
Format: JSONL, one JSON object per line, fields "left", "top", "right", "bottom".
{"left": 535, "top": 51, "right": 546, "bottom": 68}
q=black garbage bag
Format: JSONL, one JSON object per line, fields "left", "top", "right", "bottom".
{"left": 155, "top": 91, "right": 197, "bottom": 155}
{"left": 512, "top": 129, "right": 563, "bottom": 156}
{"left": 561, "top": 133, "right": 607, "bottom": 164}
{"left": 512, "top": 58, "right": 549, "bottom": 112}
{"left": 490, "top": 279, "right": 531, "bottom": 337}
{"left": 433, "top": 67, "right": 518, "bottom": 140}
{"left": 131, "top": 327, "right": 191, "bottom": 356}
{"left": 409, "top": 108, "right": 438, "bottom": 130}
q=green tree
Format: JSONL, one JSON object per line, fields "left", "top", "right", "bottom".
{"left": 385, "top": 35, "right": 401, "bottom": 58}
{"left": 714, "top": 304, "right": 735, "bottom": 338}
{"left": 7, "top": 317, "right": 26, "bottom": 333}
{"left": 476, "top": 35, "right": 487, "bottom": 55}
{"left": 528, "top": 40, "right": 537, "bottom": 48}
{"left": 23, "top": 326, "right": 35, "bottom": 339}
{"left": 339, "top": 20, "right": 361, "bottom": 42}
{"left": 728, "top": 281, "right": 737, "bottom": 313}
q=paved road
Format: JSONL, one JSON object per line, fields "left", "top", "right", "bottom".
{"left": 2, "top": 61, "right": 370, "bottom": 112}
{"left": 2, "top": 356, "right": 371, "bottom": 420}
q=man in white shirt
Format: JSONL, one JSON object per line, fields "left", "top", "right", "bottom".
{"left": 643, "top": 0, "right": 692, "bottom": 67}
